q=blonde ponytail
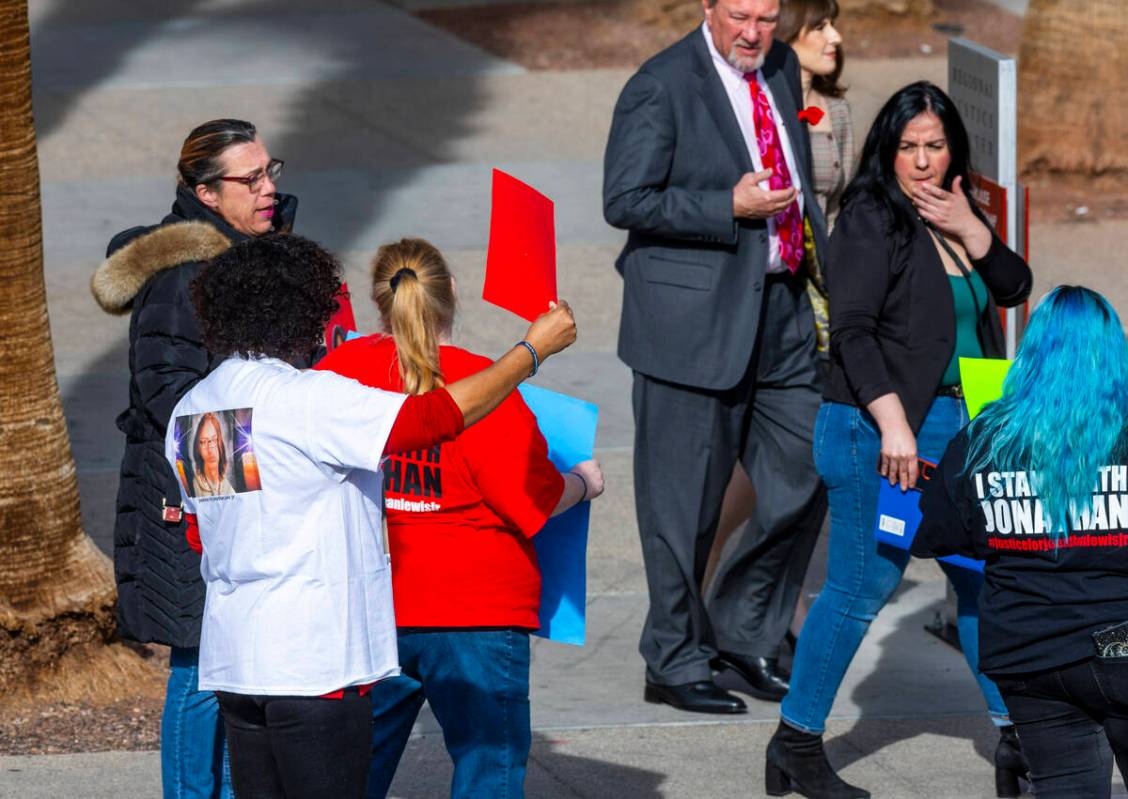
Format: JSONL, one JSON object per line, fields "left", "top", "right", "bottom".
{"left": 370, "top": 238, "right": 455, "bottom": 395}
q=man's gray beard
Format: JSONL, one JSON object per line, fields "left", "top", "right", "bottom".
{"left": 727, "top": 48, "right": 765, "bottom": 73}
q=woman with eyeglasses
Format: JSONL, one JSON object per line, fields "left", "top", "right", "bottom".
{"left": 92, "top": 118, "right": 295, "bottom": 799}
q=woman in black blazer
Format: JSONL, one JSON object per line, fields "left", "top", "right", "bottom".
{"left": 764, "top": 82, "right": 1032, "bottom": 799}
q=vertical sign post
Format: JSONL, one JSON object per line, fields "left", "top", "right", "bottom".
{"left": 948, "top": 37, "right": 1026, "bottom": 356}
{"left": 927, "top": 40, "right": 1028, "bottom": 651}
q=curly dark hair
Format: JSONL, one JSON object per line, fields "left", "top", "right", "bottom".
{"left": 191, "top": 233, "right": 342, "bottom": 360}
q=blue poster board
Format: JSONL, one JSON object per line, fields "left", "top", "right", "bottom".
{"left": 518, "top": 384, "right": 598, "bottom": 646}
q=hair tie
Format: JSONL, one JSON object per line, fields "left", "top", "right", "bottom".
{"left": 389, "top": 267, "right": 416, "bottom": 294}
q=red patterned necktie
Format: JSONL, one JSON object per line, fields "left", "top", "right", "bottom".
{"left": 745, "top": 72, "right": 803, "bottom": 273}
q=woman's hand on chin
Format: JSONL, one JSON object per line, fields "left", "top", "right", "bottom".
{"left": 912, "top": 176, "right": 992, "bottom": 258}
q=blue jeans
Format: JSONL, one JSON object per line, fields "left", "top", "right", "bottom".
{"left": 162, "top": 647, "right": 233, "bottom": 799}
{"left": 368, "top": 630, "right": 532, "bottom": 799}
{"left": 781, "top": 398, "right": 1010, "bottom": 734}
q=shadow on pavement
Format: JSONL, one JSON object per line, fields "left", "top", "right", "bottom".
{"left": 64, "top": 340, "right": 130, "bottom": 556}
{"left": 388, "top": 731, "right": 666, "bottom": 798}
{"left": 838, "top": 578, "right": 995, "bottom": 770}
{"left": 30, "top": 0, "right": 209, "bottom": 137}
{"left": 823, "top": 712, "right": 995, "bottom": 771}
{"left": 42, "top": 1, "right": 488, "bottom": 555}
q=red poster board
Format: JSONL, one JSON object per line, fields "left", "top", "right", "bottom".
{"left": 484, "top": 170, "right": 557, "bottom": 322}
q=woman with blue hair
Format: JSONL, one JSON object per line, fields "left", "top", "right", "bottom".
{"left": 913, "top": 285, "right": 1128, "bottom": 798}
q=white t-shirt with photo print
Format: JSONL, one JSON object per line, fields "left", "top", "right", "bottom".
{"left": 165, "top": 355, "right": 407, "bottom": 695}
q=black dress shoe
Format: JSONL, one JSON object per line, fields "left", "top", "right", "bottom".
{"left": 713, "top": 652, "right": 789, "bottom": 702}
{"left": 643, "top": 680, "right": 747, "bottom": 714}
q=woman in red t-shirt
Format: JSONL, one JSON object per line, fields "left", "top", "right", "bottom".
{"left": 316, "top": 238, "right": 604, "bottom": 799}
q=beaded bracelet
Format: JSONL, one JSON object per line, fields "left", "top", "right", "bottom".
{"left": 515, "top": 340, "right": 540, "bottom": 377}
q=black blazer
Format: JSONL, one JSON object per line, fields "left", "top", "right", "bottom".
{"left": 602, "top": 30, "right": 829, "bottom": 391}
{"left": 822, "top": 195, "right": 1032, "bottom": 432}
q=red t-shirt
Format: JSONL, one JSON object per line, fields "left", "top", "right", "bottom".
{"left": 315, "top": 335, "right": 564, "bottom": 629}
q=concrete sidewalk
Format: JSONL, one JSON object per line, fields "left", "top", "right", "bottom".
{"left": 0, "top": 717, "right": 1046, "bottom": 798}
{"left": 10, "top": 0, "right": 1128, "bottom": 796}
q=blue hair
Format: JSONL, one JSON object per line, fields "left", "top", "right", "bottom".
{"left": 965, "top": 286, "right": 1128, "bottom": 536}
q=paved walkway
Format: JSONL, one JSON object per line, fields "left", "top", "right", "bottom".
{"left": 8, "top": 0, "right": 1128, "bottom": 796}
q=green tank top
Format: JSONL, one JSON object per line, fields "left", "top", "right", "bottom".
{"left": 940, "top": 270, "right": 987, "bottom": 387}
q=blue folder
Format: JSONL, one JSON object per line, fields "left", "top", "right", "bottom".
{"left": 517, "top": 384, "right": 598, "bottom": 646}
{"left": 873, "top": 458, "right": 983, "bottom": 573}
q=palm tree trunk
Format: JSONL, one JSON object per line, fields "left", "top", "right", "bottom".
{"left": 0, "top": 0, "right": 155, "bottom": 701}
{"left": 1019, "top": 0, "right": 1128, "bottom": 175}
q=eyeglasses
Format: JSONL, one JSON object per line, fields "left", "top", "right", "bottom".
{"left": 217, "top": 159, "right": 284, "bottom": 192}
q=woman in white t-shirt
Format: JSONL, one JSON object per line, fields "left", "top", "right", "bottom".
{"left": 166, "top": 234, "right": 576, "bottom": 799}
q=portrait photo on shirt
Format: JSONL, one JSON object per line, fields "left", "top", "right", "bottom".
{"left": 173, "top": 408, "right": 261, "bottom": 499}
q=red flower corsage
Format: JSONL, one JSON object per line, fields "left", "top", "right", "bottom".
{"left": 798, "top": 107, "right": 825, "bottom": 126}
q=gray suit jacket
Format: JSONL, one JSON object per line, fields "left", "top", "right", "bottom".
{"left": 603, "top": 30, "right": 829, "bottom": 391}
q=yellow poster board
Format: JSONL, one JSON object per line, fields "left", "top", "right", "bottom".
{"left": 959, "top": 357, "right": 1013, "bottom": 420}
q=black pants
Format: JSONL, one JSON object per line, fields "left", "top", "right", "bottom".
{"left": 996, "top": 657, "right": 1128, "bottom": 798}
{"left": 632, "top": 271, "right": 826, "bottom": 683}
{"left": 216, "top": 689, "right": 372, "bottom": 799}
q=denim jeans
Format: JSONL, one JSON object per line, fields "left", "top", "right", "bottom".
{"left": 996, "top": 656, "right": 1128, "bottom": 798}
{"left": 162, "top": 647, "right": 233, "bottom": 799}
{"left": 367, "top": 629, "right": 532, "bottom": 799}
{"left": 780, "top": 398, "right": 1009, "bottom": 733}
{"left": 217, "top": 688, "right": 373, "bottom": 799}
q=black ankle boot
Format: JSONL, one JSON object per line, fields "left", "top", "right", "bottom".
{"left": 994, "top": 725, "right": 1029, "bottom": 798}
{"left": 765, "top": 721, "right": 871, "bottom": 798}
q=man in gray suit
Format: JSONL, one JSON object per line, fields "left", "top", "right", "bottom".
{"left": 603, "top": 0, "right": 828, "bottom": 713}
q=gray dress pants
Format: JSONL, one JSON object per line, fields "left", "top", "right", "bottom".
{"left": 632, "top": 270, "right": 827, "bottom": 685}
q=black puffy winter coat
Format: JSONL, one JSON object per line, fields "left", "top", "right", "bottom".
{"left": 91, "top": 185, "right": 298, "bottom": 647}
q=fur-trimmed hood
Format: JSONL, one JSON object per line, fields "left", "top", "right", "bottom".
{"left": 91, "top": 221, "right": 232, "bottom": 315}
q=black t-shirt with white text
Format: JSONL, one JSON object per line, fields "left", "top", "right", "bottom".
{"left": 913, "top": 429, "right": 1128, "bottom": 677}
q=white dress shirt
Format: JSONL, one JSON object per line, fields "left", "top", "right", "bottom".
{"left": 703, "top": 22, "right": 805, "bottom": 274}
